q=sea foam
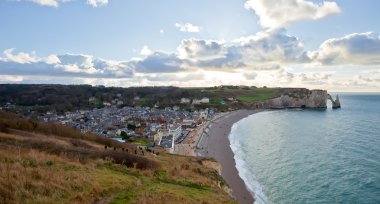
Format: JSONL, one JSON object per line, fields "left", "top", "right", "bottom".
{"left": 229, "top": 117, "right": 269, "bottom": 204}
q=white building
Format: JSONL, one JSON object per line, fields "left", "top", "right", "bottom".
{"left": 156, "top": 129, "right": 169, "bottom": 144}
{"left": 168, "top": 124, "right": 182, "bottom": 140}
{"left": 192, "top": 97, "right": 210, "bottom": 104}
{"left": 180, "top": 98, "right": 191, "bottom": 104}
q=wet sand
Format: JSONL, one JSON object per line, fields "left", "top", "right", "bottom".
{"left": 198, "top": 109, "right": 262, "bottom": 204}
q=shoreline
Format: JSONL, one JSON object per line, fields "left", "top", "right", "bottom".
{"left": 197, "top": 109, "right": 263, "bottom": 204}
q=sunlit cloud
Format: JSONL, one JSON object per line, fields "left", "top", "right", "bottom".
{"left": 244, "top": 0, "right": 340, "bottom": 28}
{"left": 175, "top": 23, "right": 201, "bottom": 33}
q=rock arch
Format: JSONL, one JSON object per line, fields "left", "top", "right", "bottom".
{"left": 328, "top": 94, "right": 341, "bottom": 109}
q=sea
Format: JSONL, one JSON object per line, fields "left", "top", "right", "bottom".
{"left": 229, "top": 94, "right": 380, "bottom": 204}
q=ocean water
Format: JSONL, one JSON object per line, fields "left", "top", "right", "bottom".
{"left": 229, "top": 94, "right": 380, "bottom": 204}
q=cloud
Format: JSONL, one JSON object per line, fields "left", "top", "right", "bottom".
{"left": 0, "top": 75, "right": 23, "bottom": 83}
{"left": 344, "top": 70, "right": 380, "bottom": 87}
{"left": 146, "top": 72, "right": 206, "bottom": 82}
{"left": 31, "top": 0, "right": 60, "bottom": 7}
{"left": 160, "top": 29, "right": 165, "bottom": 34}
{"left": 311, "top": 32, "right": 380, "bottom": 65}
{"left": 0, "top": 50, "right": 133, "bottom": 78}
{"left": 234, "top": 28, "right": 310, "bottom": 64}
{"left": 176, "top": 29, "right": 309, "bottom": 69}
{"left": 249, "top": 64, "right": 281, "bottom": 70}
{"left": 18, "top": 0, "right": 105, "bottom": 8}
{"left": 86, "top": 0, "right": 108, "bottom": 7}
{"left": 140, "top": 46, "right": 153, "bottom": 56}
{"left": 244, "top": 0, "right": 340, "bottom": 28}
{"left": 253, "top": 68, "right": 332, "bottom": 86}
{"left": 130, "top": 52, "right": 185, "bottom": 73}
{"left": 295, "top": 72, "right": 332, "bottom": 85}
{"left": 2, "top": 48, "right": 39, "bottom": 64}
{"left": 243, "top": 72, "right": 258, "bottom": 80}
{"left": 178, "top": 38, "right": 225, "bottom": 60}
{"left": 175, "top": 23, "right": 201, "bottom": 33}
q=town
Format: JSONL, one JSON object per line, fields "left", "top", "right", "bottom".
{"left": 36, "top": 96, "right": 216, "bottom": 153}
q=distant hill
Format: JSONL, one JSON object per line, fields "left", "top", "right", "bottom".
{"left": 0, "top": 84, "right": 284, "bottom": 112}
{"left": 0, "top": 84, "right": 330, "bottom": 113}
{"left": 0, "top": 110, "right": 235, "bottom": 203}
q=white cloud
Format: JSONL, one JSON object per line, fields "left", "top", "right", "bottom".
{"left": 175, "top": 23, "right": 201, "bottom": 33}
{"left": 140, "top": 46, "right": 153, "bottom": 56}
{"left": 2, "top": 48, "right": 39, "bottom": 64}
{"left": 160, "top": 29, "right": 165, "bottom": 34}
{"left": 247, "top": 68, "right": 333, "bottom": 88}
{"left": 178, "top": 38, "right": 226, "bottom": 61}
{"left": 19, "top": 0, "right": 105, "bottom": 8}
{"left": 31, "top": 0, "right": 59, "bottom": 7}
{"left": 311, "top": 32, "right": 380, "bottom": 65}
{"left": 0, "top": 75, "right": 23, "bottom": 83}
{"left": 0, "top": 50, "right": 133, "bottom": 78}
{"left": 146, "top": 72, "right": 205, "bottom": 82}
{"left": 344, "top": 70, "right": 380, "bottom": 88}
{"left": 243, "top": 72, "right": 258, "bottom": 80}
{"left": 86, "top": 0, "right": 108, "bottom": 7}
{"left": 176, "top": 29, "right": 309, "bottom": 69}
{"left": 244, "top": 0, "right": 340, "bottom": 28}
{"left": 234, "top": 28, "right": 310, "bottom": 64}
{"left": 44, "top": 54, "right": 61, "bottom": 64}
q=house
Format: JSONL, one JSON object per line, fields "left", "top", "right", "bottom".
{"left": 200, "top": 97, "right": 210, "bottom": 103}
{"left": 180, "top": 98, "right": 191, "bottom": 104}
{"left": 160, "top": 135, "right": 174, "bottom": 153}
{"left": 103, "top": 102, "right": 111, "bottom": 107}
{"left": 88, "top": 97, "right": 96, "bottom": 103}
{"left": 199, "top": 110, "right": 208, "bottom": 120}
{"left": 192, "top": 97, "right": 209, "bottom": 104}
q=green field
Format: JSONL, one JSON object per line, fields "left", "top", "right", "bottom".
{"left": 236, "top": 92, "right": 277, "bottom": 102}
{"left": 205, "top": 86, "right": 278, "bottom": 103}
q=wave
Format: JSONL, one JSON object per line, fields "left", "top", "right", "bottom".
{"left": 229, "top": 118, "right": 269, "bottom": 204}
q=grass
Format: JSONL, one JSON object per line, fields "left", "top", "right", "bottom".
{"left": 204, "top": 86, "right": 280, "bottom": 107}
{"left": 237, "top": 92, "right": 277, "bottom": 102}
{"left": 134, "top": 139, "right": 150, "bottom": 145}
{"left": 0, "top": 111, "right": 236, "bottom": 204}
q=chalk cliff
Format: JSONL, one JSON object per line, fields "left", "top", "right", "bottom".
{"left": 261, "top": 89, "right": 337, "bottom": 109}
{"left": 265, "top": 89, "right": 328, "bottom": 109}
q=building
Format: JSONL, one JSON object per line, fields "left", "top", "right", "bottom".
{"left": 192, "top": 97, "right": 210, "bottom": 104}
{"left": 156, "top": 129, "right": 169, "bottom": 144}
{"left": 180, "top": 98, "right": 191, "bottom": 104}
{"left": 168, "top": 124, "right": 182, "bottom": 140}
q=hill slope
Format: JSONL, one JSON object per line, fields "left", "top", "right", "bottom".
{"left": 0, "top": 111, "right": 235, "bottom": 204}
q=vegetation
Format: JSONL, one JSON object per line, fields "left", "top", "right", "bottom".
{"left": 236, "top": 93, "right": 277, "bottom": 102}
{"left": 0, "top": 111, "right": 235, "bottom": 204}
{"left": 0, "top": 84, "right": 283, "bottom": 113}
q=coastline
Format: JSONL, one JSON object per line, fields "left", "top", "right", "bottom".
{"left": 197, "top": 109, "right": 262, "bottom": 204}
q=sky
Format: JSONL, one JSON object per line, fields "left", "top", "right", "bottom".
{"left": 1, "top": 0, "right": 380, "bottom": 92}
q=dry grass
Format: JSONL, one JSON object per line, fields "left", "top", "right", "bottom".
{"left": 0, "top": 111, "right": 235, "bottom": 204}
{"left": 0, "top": 132, "right": 234, "bottom": 204}
{"left": 0, "top": 148, "right": 103, "bottom": 204}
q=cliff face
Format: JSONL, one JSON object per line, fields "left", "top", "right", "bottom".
{"left": 263, "top": 89, "right": 329, "bottom": 109}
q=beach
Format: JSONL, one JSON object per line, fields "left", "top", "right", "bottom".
{"left": 197, "top": 109, "right": 261, "bottom": 204}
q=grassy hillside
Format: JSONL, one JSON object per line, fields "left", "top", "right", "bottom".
{"left": 0, "top": 84, "right": 282, "bottom": 112}
{"left": 205, "top": 86, "right": 278, "bottom": 102}
{"left": 0, "top": 111, "right": 235, "bottom": 204}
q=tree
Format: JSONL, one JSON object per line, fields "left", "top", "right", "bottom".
{"left": 127, "top": 124, "right": 136, "bottom": 130}
{"left": 120, "top": 131, "right": 131, "bottom": 141}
